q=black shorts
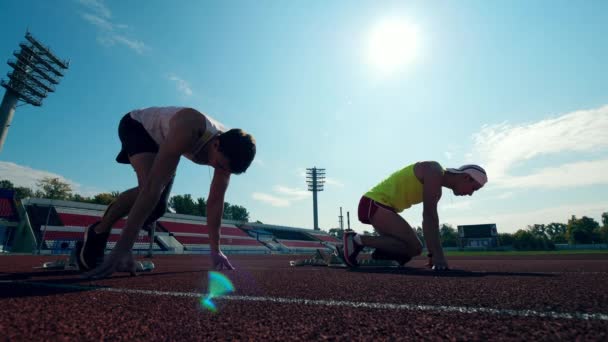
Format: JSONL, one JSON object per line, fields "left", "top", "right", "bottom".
{"left": 116, "top": 113, "right": 159, "bottom": 164}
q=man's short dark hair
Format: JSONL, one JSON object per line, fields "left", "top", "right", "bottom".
{"left": 218, "top": 129, "right": 256, "bottom": 174}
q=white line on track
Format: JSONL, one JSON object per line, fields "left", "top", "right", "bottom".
{"left": 6, "top": 280, "right": 608, "bottom": 322}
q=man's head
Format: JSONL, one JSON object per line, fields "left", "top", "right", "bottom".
{"left": 446, "top": 164, "right": 487, "bottom": 196}
{"left": 209, "top": 129, "right": 256, "bottom": 174}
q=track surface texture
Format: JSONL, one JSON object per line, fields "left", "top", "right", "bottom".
{"left": 1, "top": 254, "right": 608, "bottom": 341}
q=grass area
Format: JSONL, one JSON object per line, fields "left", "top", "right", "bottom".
{"left": 444, "top": 249, "right": 608, "bottom": 256}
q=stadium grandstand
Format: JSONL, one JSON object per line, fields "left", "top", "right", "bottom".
{"left": 241, "top": 223, "right": 339, "bottom": 253}
{"left": 0, "top": 192, "right": 341, "bottom": 256}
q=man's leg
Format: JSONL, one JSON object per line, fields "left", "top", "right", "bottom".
{"left": 93, "top": 187, "right": 139, "bottom": 234}
{"left": 78, "top": 153, "right": 157, "bottom": 270}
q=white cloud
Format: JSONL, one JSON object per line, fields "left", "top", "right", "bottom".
{"left": 82, "top": 13, "right": 113, "bottom": 31}
{"left": 440, "top": 200, "right": 472, "bottom": 210}
{"left": 471, "top": 105, "right": 608, "bottom": 189}
{"left": 76, "top": 0, "right": 111, "bottom": 19}
{"left": 167, "top": 73, "right": 193, "bottom": 96}
{"left": 324, "top": 177, "right": 344, "bottom": 187}
{"left": 500, "top": 159, "right": 608, "bottom": 189}
{"left": 444, "top": 151, "right": 453, "bottom": 160}
{"left": 252, "top": 192, "right": 290, "bottom": 207}
{"left": 0, "top": 161, "right": 104, "bottom": 197}
{"left": 251, "top": 185, "right": 310, "bottom": 208}
{"left": 274, "top": 186, "right": 310, "bottom": 200}
{"left": 77, "top": 1, "right": 147, "bottom": 54}
{"left": 494, "top": 191, "right": 514, "bottom": 200}
{"left": 112, "top": 35, "right": 146, "bottom": 55}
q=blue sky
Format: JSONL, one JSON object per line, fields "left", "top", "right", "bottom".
{"left": 1, "top": 0, "right": 607, "bottom": 233}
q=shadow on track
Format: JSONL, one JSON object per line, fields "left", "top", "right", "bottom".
{"left": 347, "top": 267, "right": 555, "bottom": 278}
{"left": 0, "top": 270, "right": 204, "bottom": 299}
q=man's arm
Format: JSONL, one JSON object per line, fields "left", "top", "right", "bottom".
{"left": 420, "top": 162, "right": 444, "bottom": 262}
{"left": 206, "top": 169, "right": 230, "bottom": 252}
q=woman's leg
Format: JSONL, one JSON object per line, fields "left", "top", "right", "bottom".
{"left": 360, "top": 207, "right": 423, "bottom": 259}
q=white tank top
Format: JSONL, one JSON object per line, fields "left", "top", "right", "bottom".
{"left": 129, "top": 106, "right": 226, "bottom": 164}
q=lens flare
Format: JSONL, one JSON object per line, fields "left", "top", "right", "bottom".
{"left": 200, "top": 271, "right": 235, "bottom": 313}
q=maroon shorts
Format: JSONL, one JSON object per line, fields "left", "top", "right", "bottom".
{"left": 358, "top": 196, "right": 396, "bottom": 225}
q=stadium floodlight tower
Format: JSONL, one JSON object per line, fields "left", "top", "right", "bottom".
{"left": 0, "top": 31, "right": 69, "bottom": 152}
{"left": 306, "top": 167, "right": 325, "bottom": 230}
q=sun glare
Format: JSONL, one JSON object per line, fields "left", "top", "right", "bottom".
{"left": 367, "top": 18, "right": 420, "bottom": 74}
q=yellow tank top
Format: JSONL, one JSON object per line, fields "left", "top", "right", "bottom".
{"left": 364, "top": 163, "right": 441, "bottom": 213}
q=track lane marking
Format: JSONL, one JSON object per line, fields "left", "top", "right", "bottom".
{"left": 6, "top": 280, "right": 608, "bottom": 321}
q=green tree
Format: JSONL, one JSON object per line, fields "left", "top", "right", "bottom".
{"left": 512, "top": 229, "right": 555, "bottom": 250}
{"left": 14, "top": 186, "right": 34, "bottom": 200}
{"left": 439, "top": 223, "right": 458, "bottom": 247}
{"left": 599, "top": 225, "right": 608, "bottom": 244}
{"left": 498, "top": 233, "right": 514, "bottom": 246}
{"left": 0, "top": 180, "right": 13, "bottom": 189}
{"left": 69, "top": 193, "right": 90, "bottom": 202}
{"left": 567, "top": 215, "right": 600, "bottom": 244}
{"left": 0, "top": 179, "right": 34, "bottom": 200}
{"left": 169, "top": 194, "right": 198, "bottom": 216}
{"left": 527, "top": 224, "right": 547, "bottom": 239}
{"left": 91, "top": 192, "right": 119, "bottom": 205}
{"left": 600, "top": 212, "right": 608, "bottom": 243}
{"left": 222, "top": 202, "right": 233, "bottom": 220}
{"left": 545, "top": 222, "right": 567, "bottom": 243}
{"left": 230, "top": 204, "right": 250, "bottom": 222}
{"left": 37, "top": 177, "right": 72, "bottom": 200}
{"left": 196, "top": 197, "right": 207, "bottom": 217}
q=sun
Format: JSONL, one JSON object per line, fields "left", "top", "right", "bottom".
{"left": 367, "top": 18, "right": 420, "bottom": 74}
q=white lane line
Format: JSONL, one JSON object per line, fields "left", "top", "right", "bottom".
{"left": 8, "top": 280, "right": 608, "bottom": 322}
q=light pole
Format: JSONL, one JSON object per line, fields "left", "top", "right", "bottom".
{"left": 0, "top": 31, "right": 69, "bottom": 152}
{"left": 306, "top": 167, "right": 325, "bottom": 230}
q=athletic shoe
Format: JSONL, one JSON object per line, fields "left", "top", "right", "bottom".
{"left": 371, "top": 249, "right": 412, "bottom": 266}
{"left": 77, "top": 221, "right": 110, "bottom": 271}
{"left": 342, "top": 231, "right": 364, "bottom": 267}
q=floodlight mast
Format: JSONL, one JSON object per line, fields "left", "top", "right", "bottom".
{"left": 306, "top": 167, "right": 325, "bottom": 230}
{"left": 0, "top": 31, "right": 69, "bottom": 152}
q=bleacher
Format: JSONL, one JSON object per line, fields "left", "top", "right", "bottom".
{"left": 276, "top": 239, "right": 328, "bottom": 252}
{"left": 0, "top": 189, "right": 19, "bottom": 252}
{"left": 23, "top": 199, "right": 162, "bottom": 253}
{"left": 309, "top": 231, "right": 341, "bottom": 245}
{"left": 159, "top": 215, "right": 268, "bottom": 254}
{"left": 242, "top": 223, "right": 335, "bottom": 253}
{"left": 8, "top": 196, "right": 339, "bottom": 256}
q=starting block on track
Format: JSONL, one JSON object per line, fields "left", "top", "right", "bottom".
{"left": 34, "top": 246, "right": 155, "bottom": 272}
{"left": 289, "top": 249, "right": 400, "bottom": 268}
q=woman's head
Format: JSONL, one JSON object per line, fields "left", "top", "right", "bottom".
{"left": 446, "top": 164, "right": 487, "bottom": 196}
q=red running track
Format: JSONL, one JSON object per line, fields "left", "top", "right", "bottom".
{"left": 1, "top": 254, "right": 608, "bottom": 341}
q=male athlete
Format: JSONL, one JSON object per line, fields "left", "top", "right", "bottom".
{"left": 79, "top": 107, "right": 256, "bottom": 279}
{"left": 341, "top": 162, "right": 487, "bottom": 270}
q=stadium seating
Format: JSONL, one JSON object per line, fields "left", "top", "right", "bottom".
{"left": 16, "top": 198, "right": 339, "bottom": 255}
{"left": 158, "top": 215, "right": 267, "bottom": 254}
{"left": 275, "top": 239, "right": 329, "bottom": 253}
{"left": 24, "top": 199, "right": 161, "bottom": 253}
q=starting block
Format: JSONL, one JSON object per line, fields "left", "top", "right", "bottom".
{"left": 34, "top": 246, "right": 155, "bottom": 272}
{"left": 289, "top": 249, "right": 400, "bottom": 268}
